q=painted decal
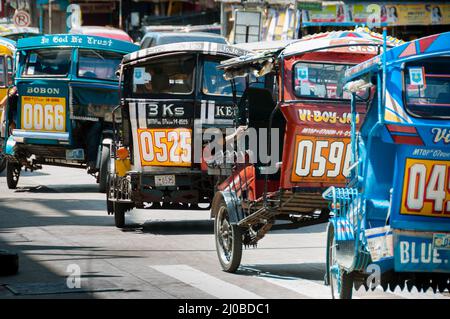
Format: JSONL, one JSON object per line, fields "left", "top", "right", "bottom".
{"left": 408, "top": 67, "right": 426, "bottom": 87}
{"left": 298, "top": 109, "right": 359, "bottom": 124}
{"left": 431, "top": 128, "right": 450, "bottom": 144}
{"left": 401, "top": 158, "right": 450, "bottom": 218}
{"left": 137, "top": 128, "right": 191, "bottom": 167}
{"left": 291, "top": 135, "right": 351, "bottom": 183}
{"left": 394, "top": 233, "right": 450, "bottom": 272}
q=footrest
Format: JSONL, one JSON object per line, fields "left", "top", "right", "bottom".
{"left": 238, "top": 207, "right": 276, "bottom": 227}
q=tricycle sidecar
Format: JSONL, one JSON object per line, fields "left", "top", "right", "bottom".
{"left": 107, "top": 42, "right": 251, "bottom": 228}
{"left": 324, "top": 31, "right": 450, "bottom": 298}
{"left": 212, "top": 29, "right": 403, "bottom": 273}
{"left": 2, "top": 34, "right": 138, "bottom": 190}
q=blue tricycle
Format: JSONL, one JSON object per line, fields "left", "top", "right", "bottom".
{"left": 323, "top": 30, "right": 450, "bottom": 298}
{"left": 2, "top": 34, "right": 138, "bottom": 191}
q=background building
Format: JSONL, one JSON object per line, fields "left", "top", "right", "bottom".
{"left": 218, "top": 0, "right": 450, "bottom": 42}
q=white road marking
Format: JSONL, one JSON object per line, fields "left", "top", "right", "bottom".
{"left": 240, "top": 265, "right": 354, "bottom": 299}
{"left": 260, "top": 275, "right": 335, "bottom": 299}
{"left": 150, "top": 265, "right": 263, "bottom": 299}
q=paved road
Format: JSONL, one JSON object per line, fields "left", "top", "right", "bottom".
{"left": 0, "top": 166, "right": 448, "bottom": 299}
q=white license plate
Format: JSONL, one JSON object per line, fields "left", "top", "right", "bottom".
{"left": 66, "top": 149, "right": 85, "bottom": 160}
{"left": 155, "top": 175, "right": 176, "bottom": 187}
{"left": 433, "top": 233, "right": 450, "bottom": 250}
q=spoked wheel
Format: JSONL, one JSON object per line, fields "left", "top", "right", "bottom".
{"left": 98, "top": 145, "right": 110, "bottom": 193}
{"left": 106, "top": 173, "right": 114, "bottom": 215}
{"left": 6, "top": 161, "right": 20, "bottom": 189}
{"left": 214, "top": 200, "right": 242, "bottom": 273}
{"left": 328, "top": 224, "right": 353, "bottom": 299}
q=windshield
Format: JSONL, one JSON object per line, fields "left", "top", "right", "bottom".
{"left": 23, "top": 49, "right": 71, "bottom": 76}
{"left": 78, "top": 49, "right": 123, "bottom": 81}
{"left": 294, "top": 62, "right": 353, "bottom": 99}
{"left": 132, "top": 55, "right": 195, "bottom": 95}
{"left": 405, "top": 57, "right": 450, "bottom": 119}
{"left": 202, "top": 60, "right": 246, "bottom": 96}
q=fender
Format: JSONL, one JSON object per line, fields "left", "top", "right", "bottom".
{"left": 210, "top": 190, "right": 243, "bottom": 225}
{"left": 5, "top": 136, "right": 15, "bottom": 155}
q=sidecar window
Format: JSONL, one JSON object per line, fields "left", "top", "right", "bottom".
{"left": 132, "top": 55, "right": 195, "bottom": 95}
{"left": 202, "top": 60, "right": 246, "bottom": 96}
{"left": 294, "top": 62, "right": 363, "bottom": 100}
{"left": 22, "top": 48, "right": 71, "bottom": 77}
{"left": 405, "top": 57, "right": 450, "bottom": 119}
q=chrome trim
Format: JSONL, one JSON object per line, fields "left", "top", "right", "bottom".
{"left": 12, "top": 129, "right": 69, "bottom": 141}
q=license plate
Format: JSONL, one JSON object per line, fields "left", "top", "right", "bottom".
{"left": 21, "top": 96, "right": 66, "bottom": 132}
{"left": 394, "top": 231, "right": 450, "bottom": 272}
{"left": 137, "top": 128, "right": 191, "bottom": 167}
{"left": 155, "top": 175, "right": 175, "bottom": 187}
{"left": 66, "top": 149, "right": 85, "bottom": 160}
{"left": 401, "top": 158, "right": 450, "bottom": 218}
{"left": 433, "top": 233, "right": 450, "bottom": 250}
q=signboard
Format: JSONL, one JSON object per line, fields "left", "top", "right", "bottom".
{"left": 297, "top": 1, "right": 322, "bottom": 11}
{"left": 301, "top": 2, "right": 450, "bottom": 26}
{"left": 13, "top": 10, "right": 31, "bottom": 27}
{"left": 234, "top": 10, "right": 262, "bottom": 43}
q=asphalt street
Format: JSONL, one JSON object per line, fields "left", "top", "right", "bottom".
{"left": 0, "top": 166, "right": 448, "bottom": 299}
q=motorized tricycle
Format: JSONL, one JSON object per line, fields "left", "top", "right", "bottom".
{"left": 2, "top": 34, "right": 138, "bottom": 190}
{"left": 323, "top": 31, "right": 450, "bottom": 298}
{"left": 211, "top": 29, "right": 403, "bottom": 272}
{"left": 0, "top": 36, "right": 15, "bottom": 173}
{"left": 107, "top": 42, "right": 251, "bottom": 228}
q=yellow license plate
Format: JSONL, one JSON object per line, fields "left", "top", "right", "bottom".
{"left": 291, "top": 135, "right": 352, "bottom": 184}
{"left": 21, "top": 96, "right": 66, "bottom": 132}
{"left": 401, "top": 158, "right": 450, "bottom": 218}
{"left": 137, "top": 128, "right": 192, "bottom": 167}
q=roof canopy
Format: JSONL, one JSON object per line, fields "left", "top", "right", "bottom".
{"left": 123, "top": 41, "right": 251, "bottom": 64}
{"left": 346, "top": 31, "right": 450, "bottom": 81}
{"left": 17, "top": 34, "right": 139, "bottom": 53}
{"left": 219, "top": 28, "right": 404, "bottom": 80}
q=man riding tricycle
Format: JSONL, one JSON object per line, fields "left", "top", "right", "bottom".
{"left": 211, "top": 29, "right": 402, "bottom": 272}
{"left": 2, "top": 34, "right": 138, "bottom": 190}
{"left": 107, "top": 42, "right": 251, "bottom": 228}
{"left": 323, "top": 30, "right": 450, "bottom": 298}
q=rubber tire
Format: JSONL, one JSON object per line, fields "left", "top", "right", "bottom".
{"left": 0, "top": 156, "right": 6, "bottom": 173}
{"left": 328, "top": 224, "right": 353, "bottom": 299}
{"left": 324, "top": 223, "right": 332, "bottom": 286}
{"left": 114, "top": 202, "right": 126, "bottom": 228}
{"left": 106, "top": 193, "right": 113, "bottom": 215}
{"left": 0, "top": 250, "right": 19, "bottom": 276}
{"left": 6, "top": 161, "right": 20, "bottom": 189}
{"left": 214, "top": 200, "right": 243, "bottom": 273}
{"left": 98, "top": 145, "right": 110, "bottom": 193}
